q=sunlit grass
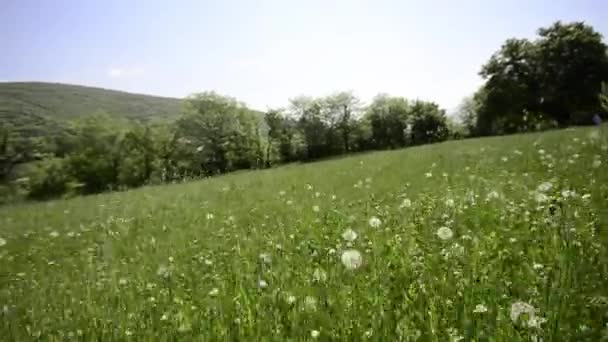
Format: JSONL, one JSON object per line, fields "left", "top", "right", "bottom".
{"left": 1, "top": 125, "right": 608, "bottom": 340}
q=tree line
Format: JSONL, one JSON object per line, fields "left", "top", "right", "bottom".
{"left": 1, "top": 21, "right": 607, "bottom": 202}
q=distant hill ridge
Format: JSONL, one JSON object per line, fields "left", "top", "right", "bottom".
{"left": 0, "top": 82, "right": 184, "bottom": 137}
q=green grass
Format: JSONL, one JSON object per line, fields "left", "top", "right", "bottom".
{"left": 1, "top": 126, "right": 608, "bottom": 340}
{"left": 0, "top": 82, "right": 182, "bottom": 138}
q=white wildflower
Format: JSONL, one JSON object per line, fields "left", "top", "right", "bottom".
{"left": 279, "top": 190, "right": 286, "bottom": 196}
{"left": 257, "top": 279, "right": 268, "bottom": 289}
{"left": 534, "top": 192, "right": 549, "bottom": 203}
{"left": 341, "top": 249, "right": 363, "bottom": 270}
{"left": 593, "top": 159, "right": 602, "bottom": 168}
{"left": 533, "top": 263, "right": 544, "bottom": 270}
{"left": 259, "top": 252, "right": 272, "bottom": 264}
{"left": 341, "top": 228, "right": 358, "bottom": 242}
{"left": 118, "top": 278, "right": 128, "bottom": 286}
{"left": 581, "top": 194, "right": 591, "bottom": 200}
{"left": 436, "top": 227, "right": 454, "bottom": 240}
{"left": 206, "top": 213, "right": 214, "bottom": 220}
{"left": 304, "top": 296, "right": 318, "bottom": 311}
{"left": 473, "top": 304, "right": 488, "bottom": 313}
{"left": 49, "top": 231, "right": 59, "bottom": 238}
{"left": 208, "top": 288, "right": 219, "bottom": 297}
{"left": 0, "top": 237, "right": 6, "bottom": 247}
{"left": 510, "top": 301, "right": 538, "bottom": 326}
{"left": 312, "top": 268, "right": 328, "bottom": 282}
{"left": 425, "top": 172, "right": 433, "bottom": 178}
{"left": 312, "top": 205, "right": 320, "bottom": 212}
{"left": 368, "top": 216, "right": 381, "bottom": 228}
{"left": 487, "top": 191, "right": 500, "bottom": 200}
{"left": 537, "top": 182, "right": 552, "bottom": 193}
{"left": 445, "top": 198, "right": 455, "bottom": 207}
{"left": 286, "top": 294, "right": 297, "bottom": 305}
{"left": 400, "top": 198, "right": 412, "bottom": 208}
{"left": 501, "top": 157, "right": 508, "bottom": 162}
{"left": 156, "top": 264, "right": 171, "bottom": 279}
{"left": 311, "top": 330, "right": 320, "bottom": 339}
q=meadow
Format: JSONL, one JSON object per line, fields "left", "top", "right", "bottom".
{"left": 1, "top": 125, "right": 607, "bottom": 341}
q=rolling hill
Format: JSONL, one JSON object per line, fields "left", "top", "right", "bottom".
{"left": 0, "top": 82, "right": 183, "bottom": 137}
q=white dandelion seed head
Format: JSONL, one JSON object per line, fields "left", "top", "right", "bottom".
{"left": 592, "top": 159, "right": 602, "bottom": 168}
{"left": 501, "top": 156, "right": 508, "bottom": 162}
{"left": 341, "top": 249, "right": 363, "bottom": 270}
{"left": 534, "top": 192, "right": 549, "bottom": 203}
{"left": 0, "top": 237, "right": 6, "bottom": 247}
{"left": 425, "top": 172, "right": 433, "bottom": 178}
{"left": 286, "top": 294, "right": 297, "bottom": 305}
{"left": 473, "top": 304, "right": 488, "bottom": 313}
{"left": 118, "top": 278, "right": 128, "bottom": 286}
{"left": 312, "top": 268, "right": 328, "bottom": 282}
{"left": 259, "top": 252, "right": 272, "bottom": 264}
{"left": 436, "top": 227, "right": 454, "bottom": 240}
{"left": 311, "top": 330, "right": 320, "bottom": 339}
{"left": 368, "top": 216, "right": 381, "bottom": 228}
{"left": 312, "top": 205, "right": 320, "bottom": 212}
{"left": 257, "top": 279, "right": 268, "bottom": 289}
{"left": 510, "top": 301, "right": 536, "bottom": 324}
{"left": 156, "top": 264, "right": 171, "bottom": 279}
{"left": 445, "top": 198, "right": 455, "bottom": 207}
{"left": 208, "top": 288, "right": 219, "bottom": 297}
{"left": 279, "top": 190, "right": 286, "bottom": 196}
{"left": 487, "top": 191, "right": 500, "bottom": 200}
{"left": 206, "top": 213, "right": 214, "bottom": 220}
{"left": 537, "top": 182, "right": 553, "bottom": 193}
{"left": 581, "top": 193, "right": 591, "bottom": 200}
{"left": 304, "top": 296, "right": 318, "bottom": 311}
{"left": 365, "top": 177, "right": 372, "bottom": 183}
{"left": 533, "top": 263, "right": 544, "bottom": 270}
{"left": 49, "top": 231, "right": 59, "bottom": 238}
{"left": 286, "top": 200, "right": 293, "bottom": 205}
{"left": 400, "top": 198, "right": 412, "bottom": 208}
{"left": 341, "top": 228, "right": 358, "bottom": 242}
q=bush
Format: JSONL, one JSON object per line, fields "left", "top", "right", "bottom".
{"left": 27, "top": 158, "right": 72, "bottom": 200}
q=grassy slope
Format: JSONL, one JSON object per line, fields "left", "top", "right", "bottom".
{"left": 1, "top": 126, "right": 607, "bottom": 340}
{"left": 0, "top": 82, "right": 183, "bottom": 137}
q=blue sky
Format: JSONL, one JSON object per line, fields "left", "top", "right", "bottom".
{"left": 1, "top": 0, "right": 607, "bottom": 112}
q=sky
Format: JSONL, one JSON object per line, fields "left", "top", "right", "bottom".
{"left": 1, "top": 0, "right": 607, "bottom": 113}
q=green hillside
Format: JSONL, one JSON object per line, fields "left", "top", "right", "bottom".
{"left": 1, "top": 125, "right": 607, "bottom": 340}
{"left": 0, "top": 82, "right": 183, "bottom": 137}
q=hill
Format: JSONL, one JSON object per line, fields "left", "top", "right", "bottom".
{"left": 1, "top": 125, "right": 607, "bottom": 340}
{"left": 0, "top": 82, "right": 183, "bottom": 137}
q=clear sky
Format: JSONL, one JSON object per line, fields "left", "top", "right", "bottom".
{"left": 1, "top": 0, "right": 607, "bottom": 112}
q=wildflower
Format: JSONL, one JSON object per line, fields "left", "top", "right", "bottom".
{"left": 341, "top": 228, "right": 358, "bottom": 242}
{"left": 0, "top": 237, "right": 6, "bottom": 247}
{"left": 286, "top": 200, "right": 293, "bottom": 205}
{"left": 514, "top": 149, "right": 523, "bottom": 155}
{"left": 538, "top": 149, "right": 545, "bottom": 155}
{"left": 487, "top": 191, "right": 500, "bottom": 200}
{"left": 445, "top": 198, "right": 455, "bottom": 207}
{"left": 258, "top": 279, "right": 268, "bottom": 289}
{"left": 208, "top": 288, "right": 219, "bottom": 297}
{"left": 400, "top": 198, "right": 412, "bottom": 208}
{"left": 259, "top": 252, "right": 272, "bottom": 264}
{"left": 156, "top": 264, "right": 171, "bottom": 279}
{"left": 510, "top": 301, "right": 538, "bottom": 326}
{"left": 473, "top": 304, "right": 488, "bottom": 313}
{"left": 206, "top": 213, "right": 214, "bottom": 220}
{"left": 365, "top": 177, "right": 372, "bottom": 183}
{"left": 436, "top": 227, "right": 454, "bottom": 240}
{"left": 312, "top": 205, "right": 320, "bottom": 212}
{"left": 285, "top": 294, "right": 297, "bottom": 305}
{"left": 533, "top": 263, "right": 543, "bottom": 270}
{"left": 561, "top": 190, "right": 576, "bottom": 198}
{"left": 593, "top": 159, "right": 602, "bottom": 168}
{"left": 501, "top": 157, "right": 508, "bottom": 162}
{"left": 306, "top": 184, "right": 313, "bottom": 190}
{"left": 534, "top": 192, "right": 549, "bottom": 203}
{"left": 311, "top": 330, "right": 320, "bottom": 339}
{"left": 341, "top": 249, "right": 363, "bottom": 270}
{"left": 49, "top": 231, "right": 59, "bottom": 238}
{"left": 312, "top": 268, "right": 327, "bottom": 282}
{"left": 279, "top": 190, "right": 286, "bottom": 196}
{"left": 537, "top": 182, "right": 552, "bottom": 193}
{"left": 581, "top": 194, "right": 591, "bottom": 200}
{"left": 368, "top": 216, "right": 381, "bottom": 228}
{"left": 304, "top": 296, "right": 318, "bottom": 311}
{"left": 118, "top": 278, "right": 128, "bottom": 286}
{"left": 425, "top": 172, "right": 433, "bottom": 178}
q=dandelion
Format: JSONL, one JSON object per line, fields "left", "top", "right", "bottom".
{"left": 279, "top": 190, "right": 286, "bottom": 196}
{"left": 341, "top": 228, "right": 358, "bottom": 242}
{"left": 206, "top": 213, "right": 214, "bottom": 220}
{"left": 368, "top": 216, "right": 381, "bottom": 228}
{"left": 286, "top": 200, "right": 293, "bottom": 205}
{"left": 285, "top": 294, "right": 297, "bottom": 305}
{"left": 445, "top": 198, "right": 455, "bottom": 207}
{"left": 258, "top": 279, "right": 268, "bottom": 289}
{"left": 510, "top": 301, "right": 538, "bottom": 326}
{"left": 400, "top": 198, "right": 412, "bottom": 208}
{"left": 156, "top": 264, "right": 171, "bottom": 279}
{"left": 436, "top": 227, "right": 454, "bottom": 240}
{"left": 259, "top": 252, "right": 272, "bottom": 264}
{"left": 501, "top": 157, "right": 508, "bottom": 162}
{"left": 538, "top": 149, "right": 545, "bottom": 155}
{"left": 365, "top": 177, "right": 372, "bottom": 183}
{"left": 514, "top": 149, "right": 523, "bottom": 155}
{"left": 311, "top": 330, "right": 320, "bottom": 338}
{"left": 312, "top": 205, "right": 320, "bottom": 212}
{"left": 312, "top": 268, "right": 328, "bottom": 282}
{"left": 341, "top": 249, "right": 363, "bottom": 270}
{"left": 581, "top": 194, "right": 591, "bottom": 200}
{"left": 118, "top": 278, "right": 128, "bottom": 286}
{"left": 306, "top": 184, "right": 313, "bottom": 190}
{"left": 304, "top": 296, "right": 318, "bottom": 311}
{"left": 425, "top": 172, "right": 433, "bottom": 178}
{"left": 534, "top": 192, "right": 549, "bottom": 203}
{"left": 593, "top": 159, "right": 602, "bottom": 168}
{"left": 537, "top": 182, "right": 552, "bottom": 193}
{"left": 533, "top": 263, "right": 544, "bottom": 270}
{"left": 473, "top": 304, "right": 488, "bottom": 313}
{"left": 0, "top": 237, "right": 6, "bottom": 247}
{"left": 487, "top": 191, "right": 500, "bottom": 200}
{"left": 208, "top": 288, "right": 219, "bottom": 297}
{"left": 49, "top": 231, "right": 59, "bottom": 238}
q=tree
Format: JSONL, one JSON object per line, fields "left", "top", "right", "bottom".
{"left": 536, "top": 21, "right": 608, "bottom": 125}
{"left": 366, "top": 94, "right": 410, "bottom": 149}
{"left": 600, "top": 82, "right": 608, "bottom": 112}
{"left": 455, "top": 95, "right": 481, "bottom": 137}
{"left": 322, "top": 92, "right": 361, "bottom": 154}
{"left": 408, "top": 100, "right": 449, "bottom": 145}
{"left": 290, "top": 96, "right": 328, "bottom": 160}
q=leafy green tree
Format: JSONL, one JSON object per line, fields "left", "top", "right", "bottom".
{"left": 291, "top": 96, "right": 328, "bottom": 159}
{"left": 536, "top": 21, "right": 608, "bottom": 124}
{"left": 408, "top": 100, "right": 449, "bottom": 145}
{"left": 27, "top": 158, "right": 73, "bottom": 200}
{"left": 366, "top": 94, "right": 410, "bottom": 149}
{"left": 600, "top": 81, "right": 608, "bottom": 112}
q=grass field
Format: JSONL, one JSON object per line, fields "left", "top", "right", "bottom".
{"left": 1, "top": 125, "right": 608, "bottom": 341}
